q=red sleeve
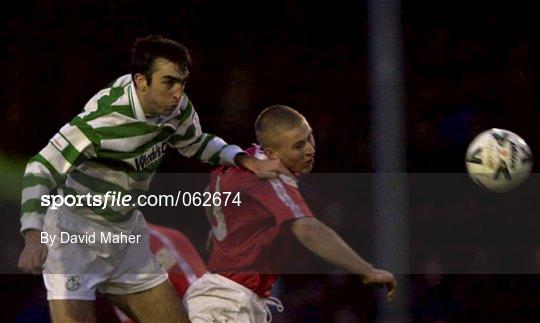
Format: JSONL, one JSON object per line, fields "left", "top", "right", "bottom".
{"left": 163, "top": 228, "right": 206, "bottom": 277}
{"left": 149, "top": 225, "right": 206, "bottom": 274}
{"left": 246, "top": 176, "right": 314, "bottom": 225}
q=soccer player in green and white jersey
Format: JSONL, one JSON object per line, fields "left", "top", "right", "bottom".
{"left": 17, "top": 35, "right": 289, "bottom": 323}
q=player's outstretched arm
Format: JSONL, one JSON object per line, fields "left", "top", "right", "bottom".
{"left": 291, "top": 217, "right": 396, "bottom": 301}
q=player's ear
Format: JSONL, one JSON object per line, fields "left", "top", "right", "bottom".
{"left": 263, "top": 147, "right": 279, "bottom": 160}
{"left": 134, "top": 73, "right": 148, "bottom": 91}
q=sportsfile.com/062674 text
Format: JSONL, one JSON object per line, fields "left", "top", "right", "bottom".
{"left": 40, "top": 191, "right": 242, "bottom": 209}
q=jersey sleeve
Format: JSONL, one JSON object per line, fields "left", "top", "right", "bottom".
{"left": 20, "top": 117, "right": 98, "bottom": 233}
{"left": 166, "top": 95, "right": 243, "bottom": 166}
{"left": 246, "top": 176, "right": 314, "bottom": 225}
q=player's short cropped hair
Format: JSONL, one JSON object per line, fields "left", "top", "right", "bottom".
{"left": 255, "top": 105, "right": 305, "bottom": 149}
{"left": 130, "top": 34, "right": 191, "bottom": 86}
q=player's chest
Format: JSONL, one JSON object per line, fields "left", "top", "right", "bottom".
{"left": 98, "top": 124, "right": 177, "bottom": 171}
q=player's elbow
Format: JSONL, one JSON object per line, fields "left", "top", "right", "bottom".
{"left": 291, "top": 217, "right": 331, "bottom": 244}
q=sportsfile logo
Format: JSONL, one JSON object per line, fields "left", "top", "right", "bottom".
{"left": 134, "top": 143, "right": 168, "bottom": 171}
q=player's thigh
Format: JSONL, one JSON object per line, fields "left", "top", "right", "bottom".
{"left": 187, "top": 294, "right": 252, "bottom": 323}
{"left": 185, "top": 274, "right": 262, "bottom": 323}
{"left": 49, "top": 300, "right": 96, "bottom": 323}
{"left": 187, "top": 295, "right": 267, "bottom": 323}
{"left": 107, "top": 280, "right": 188, "bottom": 323}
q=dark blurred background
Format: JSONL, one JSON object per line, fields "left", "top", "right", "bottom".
{"left": 1, "top": 0, "right": 539, "bottom": 322}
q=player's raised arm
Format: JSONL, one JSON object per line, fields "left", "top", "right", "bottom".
{"left": 291, "top": 217, "right": 396, "bottom": 301}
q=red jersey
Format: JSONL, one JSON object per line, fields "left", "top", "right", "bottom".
{"left": 112, "top": 223, "right": 206, "bottom": 323}
{"left": 206, "top": 147, "right": 314, "bottom": 297}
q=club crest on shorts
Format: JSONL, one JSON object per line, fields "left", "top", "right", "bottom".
{"left": 65, "top": 275, "right": 81, "bottom": 291}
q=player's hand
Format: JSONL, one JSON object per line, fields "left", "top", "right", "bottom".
{"left": 235, "top": 154, "right": 293, "bottom": 178}
{"left": 362, "top": 268, "right": 396, "bottom": 302}
{"left": 18, "top": 229, "right": 48, "bottom": 275}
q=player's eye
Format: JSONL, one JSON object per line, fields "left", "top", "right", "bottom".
{"left": 164, "top": 79, "right": 187, "bottom": 88}
{"left": 164, "top": 80, "right": 174, "bottom": 88}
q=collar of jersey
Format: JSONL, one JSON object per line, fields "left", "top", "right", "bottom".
{"left": 253, "top": 144, "right": 267, "bottom": 160}
{"left": 128, "top": 84, "right": 185, "bottom": 127}
{"left": 128, "top": 83, "right": 148, "bottom": 122}
{"left": 252, "top": 144, "right": 299, "bottom": 184}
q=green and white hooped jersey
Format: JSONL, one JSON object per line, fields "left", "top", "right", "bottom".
{"left": 21, "top": 74, "right": 242, "bottom": 232}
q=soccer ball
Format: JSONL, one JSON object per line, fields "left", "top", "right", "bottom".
{"left": 465, "top": 128, "right": 533, "bottom": 192}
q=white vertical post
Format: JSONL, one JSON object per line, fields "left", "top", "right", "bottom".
{"left": 368, "top": 0, "right": 410, "bottom": 321}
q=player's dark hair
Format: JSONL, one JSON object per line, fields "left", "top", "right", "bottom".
{"left": 130, "top": 35, "right": 191, "bottom": 86}
{"left": 255, "top": 105, "right": 305, "bottom": 148}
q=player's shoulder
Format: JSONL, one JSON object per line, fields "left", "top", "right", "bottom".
{"left": 77, "top": 75, "right": 136, "bottom": 124}
{"left": 211, "top": 165, "right": 258, "bottom": 190}
{"left": 212, "top": 146, "right": 300, "bottom": 189}
{"left": 108, "top": 74, "right": 133, "bottom": 88}
{"left": 92, "top": 74, "right": 132, "bottom": 106}
{"left": 273, "top": 174, "right": 299, "bottom": 189}
{"left": 246, "top": 144, "right": 299, "bottom": 189}
{"left": 210, "top": 154, "right": 259, "bottom": 191}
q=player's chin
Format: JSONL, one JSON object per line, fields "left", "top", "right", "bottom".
{"left": 160, "top": 107, "right": 176, "bottom": 116}
{"left": 299, "top": 164, "right": 314, "bottom": 174}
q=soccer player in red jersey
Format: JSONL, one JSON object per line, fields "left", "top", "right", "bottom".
{"left": 184, "top": 105, "right": 396, "bottom": 322}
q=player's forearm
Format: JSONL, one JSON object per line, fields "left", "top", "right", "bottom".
{"left": 292, "top": 218, "right": 375, "bottom": 276}
{"left": 234, "top": 152, "right": 251, "bottom": 169}
{"left": 176, "top": 133, "right": 243, "bottom": 166}
{"left": 23, "top": 229, "right": 42, "bottom": 243}
{"left": 170, "top": 106, "right": 243, "bottom": 166}
{"left": 20, "top": 156, "right": 58, "bottom": 233}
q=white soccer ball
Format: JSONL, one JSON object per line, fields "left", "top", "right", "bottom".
{"left": 465, "top": 128, "right": 533, "bottom": 192}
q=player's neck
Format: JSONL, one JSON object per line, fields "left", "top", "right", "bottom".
{"left": 135, "top": 87, "right": 158, "bottom": 118}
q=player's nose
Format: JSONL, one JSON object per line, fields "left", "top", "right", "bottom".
{"left": 306, "top": 142, "right": 315, "bottom": 156}
{"left": 172, "top": 84, "right": 183, "bottom": 101}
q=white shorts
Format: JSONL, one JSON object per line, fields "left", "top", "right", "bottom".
{"left": 43, "top": 206, "right": 168, "bottom": 300}
{"left": 184, "top": 273, "right": 283, "bottom": 323}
